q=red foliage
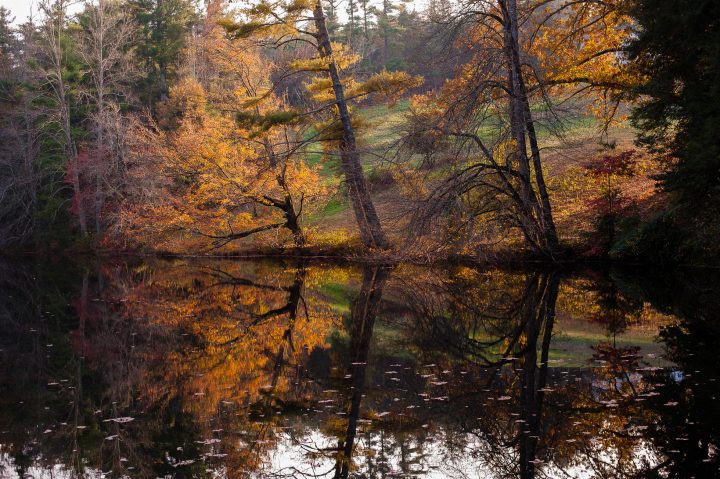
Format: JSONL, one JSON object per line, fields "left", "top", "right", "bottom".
{"left": 583, "top": 150, "right": 638, "bottom": 178}
{"left": 64, "top": 148, "right": 95, "bottom": 217}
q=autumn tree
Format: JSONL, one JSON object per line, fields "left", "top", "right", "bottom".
{"left": 582, "top": 150, "right": 639, "bottom": 256}
{"left": 402, "top": 0, "right": 635, "bottom": 258}
{"left": 122, "top": 18, "right": 326, "bottom": 250}
{"left": 222, "top": 0, "right": 422, "bottom": 249}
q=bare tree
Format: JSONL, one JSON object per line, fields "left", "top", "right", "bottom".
{"left": 77, "top": 0, "right": 136, "bottom": 236}
{"left": 37, "top": 0, "right": 88, "bottom": 236}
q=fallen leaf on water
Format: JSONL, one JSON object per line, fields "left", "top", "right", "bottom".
{"left": 103, "top": 417, "right": 135, "bottom": 424}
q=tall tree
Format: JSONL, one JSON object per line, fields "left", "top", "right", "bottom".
{"left": 38, "top": 0, "right": 88, "bottom": 236}
{"left": 129, "top": 0, "right": 196, "bottom": 104}
{"left": 402, "top": 0, "right": 634, "bottom": 258}
{"left": 0, "top": 8, "right": 43, "bottom": 247}
{"left": 404, "top": 0, "right": 558, "bottom": 257}
{"left": 374, "top": 0, "right": 409, "bottom": 70}
{"left": 357, "top": 0, "right": 374, "bottom": 40}
{"left": 628, "top": 0, "right": 720, "bottom": 205}
{"left": 223, "top": 0, "right": 421, "bottom": 249}
{"left": 76, "top": 0, "right": 136, "bottom": 237}
{"left": 345, "top": 0, "right": 358, "bottom": 46}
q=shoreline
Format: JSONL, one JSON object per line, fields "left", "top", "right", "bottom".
{"left": 2, "top": 245, "right": 718, "bottom": 270}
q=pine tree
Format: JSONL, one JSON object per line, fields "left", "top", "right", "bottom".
{"left": 129, "top": 0, "right": 197, "bottom": 104}
{"left": 629, "top": 0, "right": 720, "bottom": 205}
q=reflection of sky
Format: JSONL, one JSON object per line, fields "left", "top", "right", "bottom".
{"left": 0, "top": 452, "right": 104, "bottom": 479}
{"left": 266, "top": 429, "right": 501, "bottom": 479}
{"left": 258, "top": 428, "right": 660, "bottom": 479}
{"left": 0, "top": 435, "right": 663, "bottom": 479}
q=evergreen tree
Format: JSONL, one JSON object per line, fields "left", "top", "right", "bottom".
{"left": 629, "top": 0, "right": 720, "bottom": 205}
{"left": 129, "top": 0, "right": 196, "bottom": 105}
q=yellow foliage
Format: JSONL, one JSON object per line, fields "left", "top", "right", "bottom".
{"left": 123, "top": 75, "right": 325, "bottom": 252}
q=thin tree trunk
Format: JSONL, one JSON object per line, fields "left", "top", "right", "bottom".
{"left": 62, "top": 82, "right": 88, "bottom": 237}
{"left": 313, "top": 1, "right": 388, "bottom": 249}
{"left": 95, "top": 97, "right": 104, "bottom": 237}
{"left": 382, "top": 0, "right": 390, "bottom": 68}
{"left": 347, "top": 0, "right": 355, "bottom": 46}
{"left": 44, "top": 0, "right": 87, "bottom": 236}
{"left": 94, "top": 1, "right": 105, "bottom": 237}
{"left": 502, "top": 0, "right": 557, "bottom": 257}
{"left": 523, "top": 99, "right": 558, "bottom": 250}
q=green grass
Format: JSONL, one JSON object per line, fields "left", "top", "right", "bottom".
{"left": 548, "top": 330, "right": 670, "bottom": 368}
{"left": 322, "top": 198, "right": 348, "bottom": 215}
{"left": 358, "top": 100, "right": 410, "bottom": 153}
{"left": 300, "top": 99, "right": 614, "bottom": 229}
{"left": 319, "top": 282, "right": 354, "bottom": 314}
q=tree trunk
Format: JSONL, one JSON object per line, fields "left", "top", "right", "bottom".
{"left": 518, "top": 271, "right": 559, "bottom": 479}
{"left": 46, "top": 0, "right": 87, "bottom": 237}
{"left": 313, "top": 1, "right": 388, "bottom": 249}
{"left": 523, "top": 99, "right": 559, "bottom": 251}
{"left": 335, "top": 266, "right": 389, "bottom": 478}
{"left": 95, "top": 102, "right": 104, "bottom": 238}
{"left": 382, "top": 0, "right": 390, "bottom": 68}
{"left": 263, "top": 138, "right": 306, "bottom": 248}
{"left": 63, "top": 94, "right": 88, "bottom": 237}
{"left": 502, "top": 0, "right": 558, "bottom": 257}
{"left": 283, "top": 196, "right": 305, "bottom": 247}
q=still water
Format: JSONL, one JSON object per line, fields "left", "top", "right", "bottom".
{"left": 0, "top": 259, "right": 718, "bottom": 478}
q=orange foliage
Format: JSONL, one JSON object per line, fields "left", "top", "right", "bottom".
{"left": 120, "top": 25, "right": 327, "bottom": 252}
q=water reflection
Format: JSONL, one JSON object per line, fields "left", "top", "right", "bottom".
{"left": 0, "top": 259, "right": 718, "bottom": 478}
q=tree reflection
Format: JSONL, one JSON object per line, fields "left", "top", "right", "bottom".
{"left": 0, "top": 260, "right": 717, "bottom": 478}
{"left": 332, "top": 267, "right": 390, "bottom": 478}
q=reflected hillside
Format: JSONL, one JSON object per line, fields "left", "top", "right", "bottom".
{"left": 1, "top": 259, "right": 718, "bottom": 478}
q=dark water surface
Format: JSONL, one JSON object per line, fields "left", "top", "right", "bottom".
{"left": 1, "top": 258, "right": 718, "bottom": 478}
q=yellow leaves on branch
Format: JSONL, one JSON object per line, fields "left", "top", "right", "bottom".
{"left": 291, "top": 43, "right": 361, "bottom": 73}
{"left": 123, "top": 76, "right": 324, "bottom": 251}
{"left": 187, "top": 24, "right": 274, "bottom": 111}
{"left": 529, "top": 0, "right": 640, "bottom": 122}
{"left": 350, "top": 71, "right": 424, "bottom": 104}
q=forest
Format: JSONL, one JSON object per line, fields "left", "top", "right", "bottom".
{"left": 2, "top": 2, "right": 720, "bottom": 476}
{"left": 0, "top": 0, "right": 718, "bottom": 265}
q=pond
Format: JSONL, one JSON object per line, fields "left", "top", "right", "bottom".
{"left": 0, "top": 259, "right": 718, "bottom": 478}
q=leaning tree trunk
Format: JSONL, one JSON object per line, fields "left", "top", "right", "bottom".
{"left": 313, "top": 0, "right": 388, "bottom": 249}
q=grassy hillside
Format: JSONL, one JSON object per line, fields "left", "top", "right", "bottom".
{"left": 302, "top": 100, "right": 664, "bottom": 256}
